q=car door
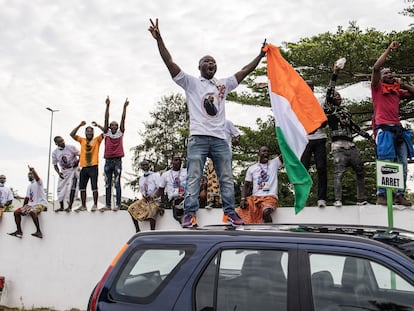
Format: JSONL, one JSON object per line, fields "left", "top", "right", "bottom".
{"left": 299, "top": 244, "right": 414, "bottom": 311}
{"left": 174, "top": 240, "right": 300, "bottom": 311}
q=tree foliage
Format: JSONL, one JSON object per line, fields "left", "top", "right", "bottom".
{"left": 129, "top": 93, "right": 189, "bottom": 190}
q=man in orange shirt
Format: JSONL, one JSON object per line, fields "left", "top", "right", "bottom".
{"left": 70, "top": 121, "right": 104, "bottom": 212}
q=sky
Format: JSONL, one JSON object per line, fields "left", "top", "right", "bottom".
{"left": 1, "top": 0, "right": 412, "bottom": 203}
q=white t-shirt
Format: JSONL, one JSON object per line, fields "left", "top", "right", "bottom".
{"left": 173, "top": 71, "right": 238, "bottom": 139}
{"left": 225, "top": 119, "right": 240, "bottom": 149}
{"left": 159, "top": 168, "right": 187, "bottom": 201}
{"left": 0, "top": 185, "right": 14, "bottom": 204}
{"left": 52, "top": 144, "right": 79, "bottom": 170}
{"left": 139, "top": 171, "right": 161, "bottom": 197}
{"left": 26, "top": 179, "right": 48, "bottom": 207}
{"left": 308, "top": 98, "right": 327, "bottom": 140}
{"left": 245, "top": 158, "right": 282, "bottom": 198}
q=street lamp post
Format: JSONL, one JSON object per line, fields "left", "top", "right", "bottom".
{"left": 46, "top": 107, "right": 59, "bottom": 211}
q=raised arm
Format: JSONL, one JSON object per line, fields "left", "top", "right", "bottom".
{"left": 103, "top": 96, "right": 110, "bottom": 133}
{"left": 372, "top": 41, "right": 400, "bottom": 87}
{"left": 91, "top": 121, "right": 105, "bottom": 133}
{"left": 234, "top": 40, "right": 266, "bottom": 83}
{"left": 70, "top": 121, "right": 86, "bottom": 140}
{"left": 120, "top": 97, "right": 129, "bottom": 133}
{"left": 28, "top": 166, "right": 40, "bottom": 182}
{"left": 148, "top": 18, "right": 181, "bottom": 78}
{"left": 325, "top": 64, "right": 340, "bottom": 111}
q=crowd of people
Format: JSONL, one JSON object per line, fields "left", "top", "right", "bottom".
{"left": 1, "top": 21, "right": 413, "bottom": 235}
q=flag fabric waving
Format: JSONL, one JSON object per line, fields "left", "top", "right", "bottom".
{"left": 264, "top": 44, "right": 327, "bottom": 213}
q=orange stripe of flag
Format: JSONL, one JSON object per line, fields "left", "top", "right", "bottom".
{"left": 264, "top": 45, "right": 326, "bottom": 134}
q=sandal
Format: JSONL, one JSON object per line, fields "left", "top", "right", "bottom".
{"left": 8, "top": 231, "right": 23, "bottom": 238}
{"left": 31, "top": 232, "right": 43, "bottom": 239}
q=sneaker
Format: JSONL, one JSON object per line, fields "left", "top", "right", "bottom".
{"left": 90, "top": 205, "right": 98, "bottom": 212}
{"left": 223, "top": 212, "right": 244, "bottom": 226}
{"left": 317, "top": 200, "right": 326, "bottom": 208}
{"left": 181, "top": 213, "right": 198, "bottom": 228}
{"left": 376, "top": 196, "right": 387, "bottom": 206}
{"left": 112, "top": 205, "right": 120, "bottom": 211}
{"left": 334, "top": 200, "right": 342, "bottom": 207}
{"left": 357, "top": 200, "right": 368, "bottom": 206}
{"left": 394, "top": 195, "right": 412, "bottom": 207}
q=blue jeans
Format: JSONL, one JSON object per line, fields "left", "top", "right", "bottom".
{"left": 377, "top": 140, "right": 408, "bottom": 197}
{"left": 104, "top": 158, "right": 122, "bottom": 206}
{"left": 184, "top": 135, "right": 235, "bottom": 215}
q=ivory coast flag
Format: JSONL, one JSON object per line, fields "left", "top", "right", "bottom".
{"left": 264, "top": 45, "right": 327, "bottom": 214}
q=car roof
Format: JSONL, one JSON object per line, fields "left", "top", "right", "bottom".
{"left": 129, "top": 223, "right": 414, "bottom": 260}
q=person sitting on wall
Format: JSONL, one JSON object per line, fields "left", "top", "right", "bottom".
{"left": 237, "top": 146, "right": 282, "bottom": 224}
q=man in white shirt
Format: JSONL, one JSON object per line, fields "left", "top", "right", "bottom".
{"left": 8, "top": 166, "right": 48, "bottom": 239}
{"left": 155, "top": 155, "right": 187, "bottom": 222}
{"left": 0, "top": 174, "right": 14, "bottom": 213}
{"left": 128, "top": 160, "right": 162, "bottom": 232}
{"left": 149, "top": 18, "right": 265, "bottom": 227}
{"left": 238, "top": 146, "right": 282, "bottom": 224}
{"left": 225, "top": 119, "right": 241, "bottom": 150}
{"left": 52, "top": 136, "right": 80, "bottom": 212}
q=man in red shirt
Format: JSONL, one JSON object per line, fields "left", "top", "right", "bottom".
{"left": 93, "top": 97, "right": 128, "bottom": 211}
{"left": 372, "top": 41, "right": 414, "bottom": 206}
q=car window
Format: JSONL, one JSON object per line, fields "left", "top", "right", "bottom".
{"left": 113, "top": 248, "right": 188, "bottom": 300}
{"left": 309, "top": 253, "right": 414, "bottom": 311}
{"left": 371, "top": 261, "right": 414, "bottom": 291}
{"left": 195, "top": 249, "right": 288, "bottom": 311}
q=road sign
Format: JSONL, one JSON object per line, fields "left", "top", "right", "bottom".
{"left": 376, "top": 160, "right": 404, "bottom": 190}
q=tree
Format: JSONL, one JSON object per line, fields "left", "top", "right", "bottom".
{"left": 129, "top": 93, "right": 189, "bottom": 191}
{"left": 401, "top": 0, "right": 414, "bottom": 22}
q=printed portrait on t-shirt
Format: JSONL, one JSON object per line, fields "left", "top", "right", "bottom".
{"left": 257, "top": 168, "right": 269, "bottom": 191}
{"left": 202, "top": 93, "right": 220, "bottom": 117}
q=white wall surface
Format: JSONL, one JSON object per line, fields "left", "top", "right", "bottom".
{"left": 0, "top": 205, "right": 414, "bottom": 311}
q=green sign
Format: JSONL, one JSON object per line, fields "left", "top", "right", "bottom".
{"left": 376, "top": 160, "right": 404, "bottom": 190}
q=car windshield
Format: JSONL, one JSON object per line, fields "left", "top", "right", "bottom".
{"left": 113, "top": 247, "right": 191, "bottom": 299}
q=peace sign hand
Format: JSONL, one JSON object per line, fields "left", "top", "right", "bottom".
{"left": 148, "top": 18, "right": 161, "bottom": 40}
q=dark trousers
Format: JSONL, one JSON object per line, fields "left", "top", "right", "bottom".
{"left": 104, "top": 158, "right": 122, "bottom": 207}
{"left": 301, "top": 138, "right": 327, "bottom": 201}
{"left": 332, "top": 147, "right": 365, "bottom": 202}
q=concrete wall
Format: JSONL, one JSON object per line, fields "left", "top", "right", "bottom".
{"left": 0, "top": 205, "right": 413, "bottom": 311}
